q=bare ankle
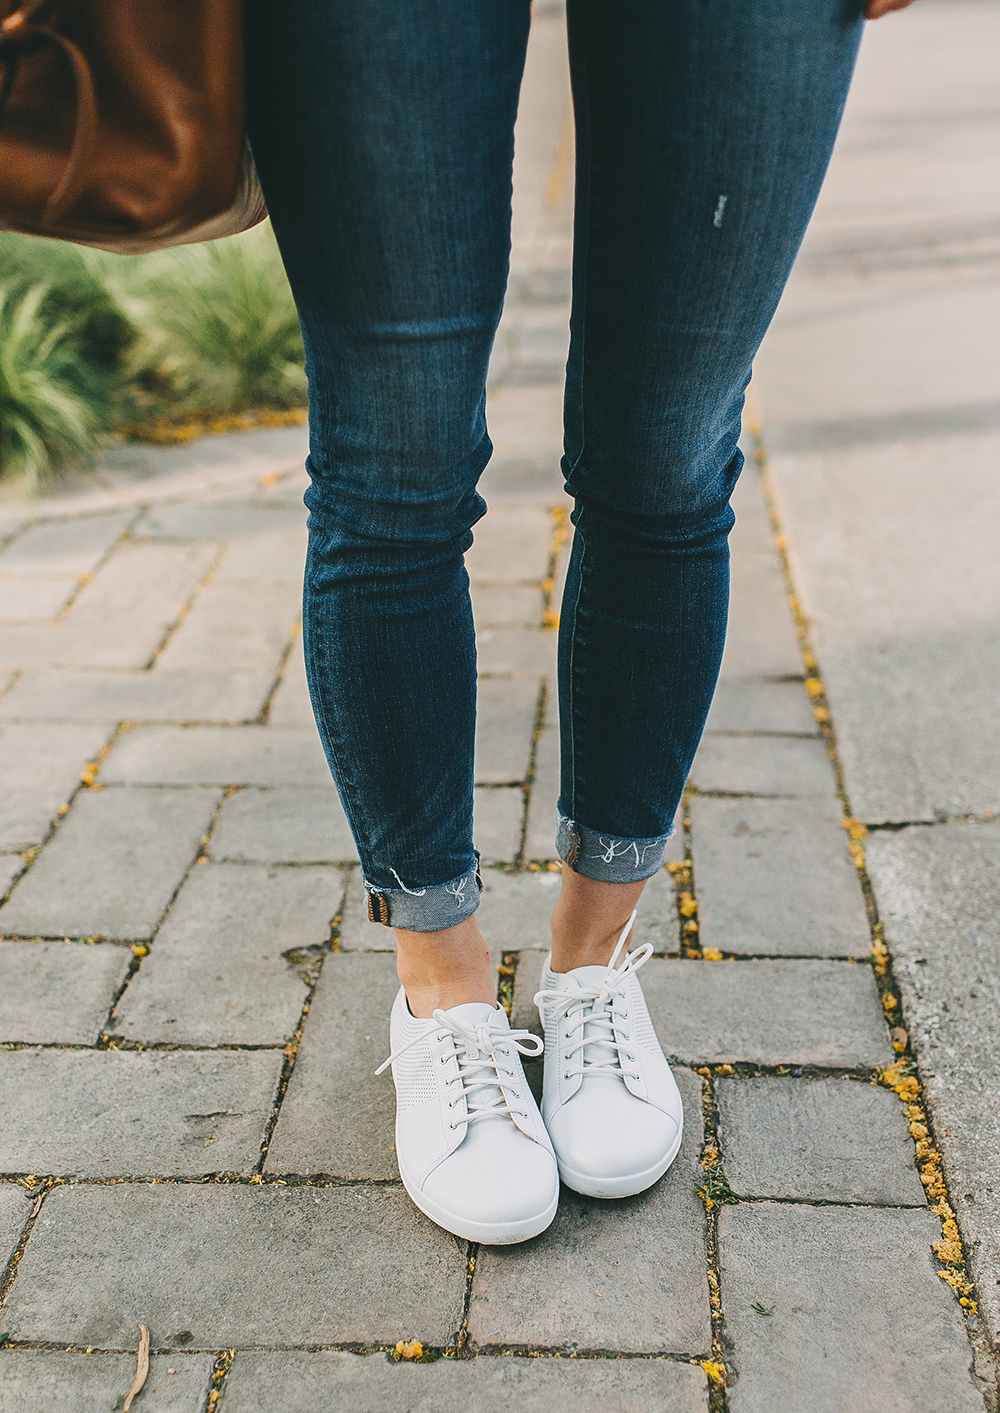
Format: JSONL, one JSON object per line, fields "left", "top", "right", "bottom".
{"left": 549, "top": 867, "right": 648, "bottom": 973}
{"left": 395, "top": 916, "right": 498, "bottom": 1018}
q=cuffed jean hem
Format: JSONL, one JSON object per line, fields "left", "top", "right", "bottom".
{"left": 364, "top": 860, "right": 482, "bottom": 930}
{"left": 556, "top": 812, "right": 671, "bottom": 883}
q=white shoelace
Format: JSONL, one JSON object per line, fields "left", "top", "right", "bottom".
{"left": 533, "top": 909, "right": 654, "bottom": 1083}
{"left": 376, "top": 1011, "right": 543, "bottom": 1129}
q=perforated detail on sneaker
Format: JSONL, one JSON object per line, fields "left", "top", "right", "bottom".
{"left": 393, "top": 1039, "right": 438, "bottom": 1109}
{"left": 630, "top": 996, "right": 659, "bottom": 1050}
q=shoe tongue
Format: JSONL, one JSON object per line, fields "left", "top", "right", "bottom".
{"left": 562, "top": 965, "right": 609, "bottom": 989}
{"left": 445, "top": 1002, "right": 505, "bottom": 1028}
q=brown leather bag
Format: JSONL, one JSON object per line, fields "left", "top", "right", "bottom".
{"left": 0, "top": 0, "right": 266, "bottom": 254}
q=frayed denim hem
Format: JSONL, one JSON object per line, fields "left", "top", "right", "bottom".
{"left": 364, "top": 859, "right": 482, "bottom": 930}
{"left": 556, "top": 812, "right": 671, "bottom": 883}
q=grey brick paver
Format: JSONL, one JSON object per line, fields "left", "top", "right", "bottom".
{"left": 472, "top": 585, "right": 543, "bottom": 628}
{"left": 715, "top": 1077, "right": 926, "bottom": 1204}
{"left": 0, "top": 721, "right": 111, "bottom": 850}
{"left": 0, "top": 508, "right": 30, "bottom": 546}
{"left": 218, "top": 1351, "right": 709, "bottom": 1413}
{"left": 474, "top": 787, "right": 525, "bottom": 864}
{"left": 0, "top": 510, "right": 134, "bottom": 575}
{"left": 485, "top": 379, "right": 563, "bottom": 445}
{"left": 0, "top": 575, "right": 78, "bottom": 620}
{"left": 267, "top": 637, "right": 312, "bottom": 728}
{"left": 0, "top": 1049, "right": 282, "bottom": 1177}
{"left": 479, "top": 455, "right": 565, "bottom": 500}
{"left": 335, "top": 868, "right": 388, "bottom": 950}
{"left": 214, "top": 526, "right": 306, "bottom": 582}
{"left": 492, "top": 304, "right": 571, "bottom": 391}
{"left": 477, "top": 866, "right": 562, "bottom": 952}
{"left": 475, "top": 678, "right": 540, "bottom": 783}
{"left": 265, "top": 952, "right": 398, "bottom": 1178}
{"left": 718, "top": 1205, "right": 983, "bottom": 1413}
{"left": 503, "top": 266, "right": 572, "bottom": 308}
{"left": 0, "top": 542, "right": 218, "bottom": 671}
{"left": 73, "top": 541, "right": 212, "bottom": 670}
{"left": 719, "top": 543, "right": 802, "bottom": 682}
{"left": 210, "top": 786, "right": 358, "bottom": 863}
{"left": 690, "top": 797, "right": 870, "bottom": 957}
{"left": 0, "top": 1184, "right": 32, "bottom": 1268}
{"left": 523, "top": 721, "right": 558, "bottom": 859}
{"left": 0, "top": 787, "right": 218, "bottom": 940}
{"left": 112, "top": 864, "right": 342, "bottom": 1043}
{"left": 0, "top": 854, "right": 21, "bottom": 896}
{"left": 632, "top": 866, "right": 684, "bottom": 953}
{"left": 100, "top": 725, "right": 329, "bottom": 786}
{"left": 132, "top": 496, "right": 303, "bottom": 542}
{"left": 94, "top": 423, "right": 307, "bottom": 501}
{"left": 867, "top": 818, "right": 1000, "bottom": 1349}
{"left": 476, "top": 629, "right": 558, "bottom": 677}
{"left": 254, "top": 467, "right": 310, "bottom": 505}
{"left": 705, "top": 680, "right": 818, "bottom": 735}
{"left": 156, "top": 579, "right": 300, "bottom": 675}
{"left": 689, "top": 735, "right": 836, "bottom": 798}
{"left": 0, "top": 1352, "right": 214, "bottom": 1413}
{"left": 3, "top": 1183, "right": 467, "bottom": 1348}
{"left": 0, "top": 940, "right": 131, "bottom": 1043}
{"left": 639, "top": 958, "right": 892, "bottom": 1068}
{"left": 468, "top": 1068, "right": 708, "bottom": 1353}
{"left": 0, "top": 670, "right": 273, "bottom": 724}
{"left": 466, "top": 505, "right": 552, "bottom": 582}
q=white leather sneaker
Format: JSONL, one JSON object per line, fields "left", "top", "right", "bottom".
{"left": 534, "top": 910, "right": 683, "bottom": 1198}
{"left": 376, "top": 990, "right": 559, "bottom": 1244}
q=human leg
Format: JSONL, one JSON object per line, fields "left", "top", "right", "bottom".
{"left": 246, "top": 0, "right": 529, "bottom": 946}
{"left": 552, "top": 0, "right": 865, "bottom": 946}
{"left": 246, "top": 0, "right": 559, "bottom": 1243}
{"left": 537, "top": 0, "right": 865, "bottom": 1197}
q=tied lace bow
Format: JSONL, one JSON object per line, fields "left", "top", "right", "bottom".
{"left": 534, "top": 909, "right": 653, "bottom": 1083}
{"left": 376, "top": 1010, "right": 543, "bottom": 1129}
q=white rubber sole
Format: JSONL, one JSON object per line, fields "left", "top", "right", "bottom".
{"left": 397, "top": 1156, "right": 559, "bottom": 1245}
{"left": 556, "top": 1117, "right": 684, "bottom": 1200}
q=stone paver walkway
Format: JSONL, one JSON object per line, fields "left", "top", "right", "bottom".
{"left": 0, "top": 3, "right": 994, "bottom": 1410}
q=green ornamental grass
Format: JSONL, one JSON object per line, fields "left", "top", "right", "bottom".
{"left": 0, "top": 222, "right": 306, "bottom": 485}
{"left": 139, "top": 224, "right": 306, "bottom": 413}
{"left": 0, "top": 283, "right": 100, "bottom": 490}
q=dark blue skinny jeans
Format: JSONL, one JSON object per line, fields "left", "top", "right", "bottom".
{"left": 246, "top": 0, "right": 862, "bottom": 929}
